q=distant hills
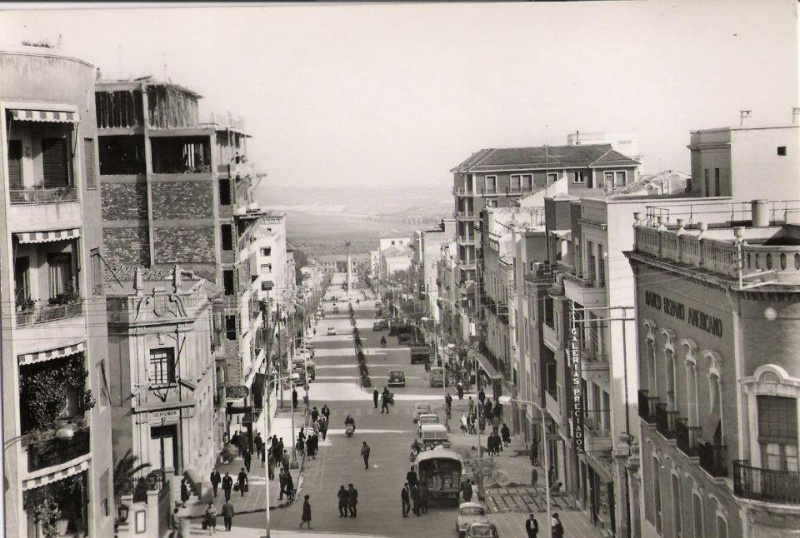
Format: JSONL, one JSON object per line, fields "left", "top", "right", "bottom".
{"left": 256, "top": 184, "right": 452, "bottom": 256}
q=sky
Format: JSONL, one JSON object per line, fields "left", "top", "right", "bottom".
{"left": 1, "top": 1, "right": 798, "bottom": 191}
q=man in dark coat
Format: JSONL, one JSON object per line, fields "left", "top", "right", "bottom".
{"left": 210, "top": 468, "right": 221, "bottom": 498}
{"left": 410, "top": 483, "right": 421, "bottom": 516}
{"left": 419, "top": 481, "right": 430, "bottom": 514}
{"left": 321, "top": 404, "right": 330, "bottom": 422}
{"left": 381, "top": 387, "right": 391, "bottom": 414}
{"left": 406, "top": 466, "right": 418, "bottom": 487}
{"left": 222, "top": 500, "right": 235, "bottom": 531}
{"left": 347, "top": 483, "right": 358, "bottom": 518}
{"left": 292, "top": 387, "right": 298, "bottom": 410}
{"left": 461, "top": 479, "right": 473, "bottom": 502}
{"left": 337, "top": 485, "right": 348, "bottom": 517}
{"left": 361, "top": 441, "right": 371, "bottom": 469}
{"left": 254, "top": 433, "right": 265, "bottom": 462}
{"left": 279, "top": 469, "right": 288, "bottom": 500}
{"left": 243, "top": 449, "right": 252, "bottom": 473}
{"left": 237, "top": 468, "right": 248, "bottom": 497}
{"left": 373, "top": 388, "right": 379, "bottom": 408}
{"left": 401, "top": 484, "right": 410, "bottom": 517}
{"left": 525, "top": 513, "right": 539, "bottom": 538}
{"left": 222, "top": 472, "right": 234, "bottom": 502}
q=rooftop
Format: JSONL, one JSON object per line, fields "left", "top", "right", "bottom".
{"left": 451, "top": 144, "right": 639, "bottom": 173}
{"left": 96, "top": 76, "right": 202, "bottom": 99}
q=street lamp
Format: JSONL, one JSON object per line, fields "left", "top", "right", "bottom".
{"left": 262, "top": 371, "right": 299, "bottom": 538}
{"left": 498, "top": 395, "right": 551, "bottom": 531}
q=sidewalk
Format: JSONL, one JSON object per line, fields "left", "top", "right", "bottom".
{"left": 176, "top": 411, "right": 306, "bottom": 535}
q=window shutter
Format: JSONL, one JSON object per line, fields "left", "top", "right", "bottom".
{"left": 8, "top": 140, "right": 23, "bottom": 188}
{"left": 84, "top": 138, "right": 96, "bottom": 189}
{"left": 42, "top": 138, "right": 68, "bottom": 187}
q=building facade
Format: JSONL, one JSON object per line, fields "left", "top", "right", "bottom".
{"left": 628, "top": 199, "right": 800, "bottom": 538}
{"left": 1, "top": 49, "right": 115, "bottom": 537}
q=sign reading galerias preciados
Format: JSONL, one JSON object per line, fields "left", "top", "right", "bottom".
{"left": 570, "top": 301, "right": 584, "bottom": 455}
{"left": 644, "top": 290, "right": 723, "bottom": 338}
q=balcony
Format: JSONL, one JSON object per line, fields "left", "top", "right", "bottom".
{"left": 455, "top": 209, "right": 475, "bottom": 219}
{"left": 675, "top": 418, "right": 701, "bottom": 457}
{"left": 9, "top": 187, "right": 78, "bottom": 205}
{"left": 455, "top": 187, "right": 474, "bottom": 197}
{"left": 26, "top": 424, "right": 91, "bottom": 472}
{"left": 698, "top": 442, "right": 728, "bottom": 478}
{"left": 562, "top": 273, "right": 606, "bottom": 308}
{"left": 458, "top": 260, "right": 477, "bottom": 271}
{"left": 579, "top": 348, "right": 609, "bottom": 372}
{"left": 584, "top": 410, "right": 612, "bottom": 452}
{"left": 542, "top": 323, "right": 562, "bottom": 351}
{"left": 637, "top": 390, "right": 660, "bottom": 424}
{"left": 16, "top": 300, "right": 83, "bottom": 327}
{"left": 655, "top": 403, "right": 680, "bottom": 439}
{"left": 458, "top": 235, "right": 476, "bottom": 246}
{"left": 733, "top": 460, "right": 800, "bottom": 505}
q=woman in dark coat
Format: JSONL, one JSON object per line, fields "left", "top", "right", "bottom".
{"left": 300, "top": 495, "right": 312, "bottom": 529}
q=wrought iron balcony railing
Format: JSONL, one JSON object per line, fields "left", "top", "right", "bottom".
{"left": 733, "top": 460, "right": 800, "bottom": 505}
{"left": 638, "top": 390, "right": 660, "bottom": 424}
{"left": 698, "top": 442, "right": 728, "bottom": 478}
{"left": 655, "top": 403, "right": 680, "bottom": 439}
{"left": 675, "top": 418, "right": 701, "bottom": 457}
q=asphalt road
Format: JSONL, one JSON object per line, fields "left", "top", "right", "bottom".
{"left": 237, "top": 278, "right": 459, "bottom": 537}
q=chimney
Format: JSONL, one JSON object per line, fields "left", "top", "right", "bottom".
{"left": 575, "top": 130, "right": 580, "bottom": 145}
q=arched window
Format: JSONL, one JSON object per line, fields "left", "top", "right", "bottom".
{"left": 652, "top": 455, "right": 663, "bottom": 534}
{"left": 666, "top": 348, "right": 676, "bottom": 409}
{"left": 707, "top": 373, "right": 723, "bottom": 445}
{"left": 681, "top": 339, "right": 699, "bottom": 425}
{"left": 671, "top": 473, "right": 682, "bottom": 537}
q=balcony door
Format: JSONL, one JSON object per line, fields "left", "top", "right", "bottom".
{"left": 8, "top": 139, "right": 23, "bottom": 189}
{"left": 42, "top": 137, "right": 70, "bottom": 188}
{"left": 150, "top": 424, "right": 179, "bottom": 475}
{"left": 47, "top": 253, "right": 74, "bottom": 298}
{"left": 758, "top": 395, "right": 799, "bottom": 472}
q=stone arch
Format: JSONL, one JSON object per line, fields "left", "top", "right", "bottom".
{"left": 702, "top": 349, "right": 723, "bottom": 380}
{"left": 660, "top": 328, "right": 676, "bottom": 354}
{"left": 642, "top": 319, "right": 657, "bottom": 342}
{"left": 679, "top": 338, "right": 698, "bottom": 367}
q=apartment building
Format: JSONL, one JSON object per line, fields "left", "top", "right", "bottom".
{"left": 450, "top": 144, "right": 640, "bottom": 342}
{"left": 105, "top": 266, "right": 220, "bottom": 515}
{"left": 94, "top": 78, "right": 268, "bottom": 449}
{"left": 1, "top": 49, "right": 115, "bottom": 537}
{"left": 628, "top": 199, "right": 800, "bottom": 538}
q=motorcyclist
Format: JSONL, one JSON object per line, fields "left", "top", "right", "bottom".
{"left": 380, "top": 336, "right": 387, "bottom": 347}
{"left": 344, "top": 414, "right": 355, "bottom": 429}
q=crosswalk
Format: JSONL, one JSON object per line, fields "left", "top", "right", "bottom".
{"left": 483, "top": 486, "right": 579, "bottom": 514}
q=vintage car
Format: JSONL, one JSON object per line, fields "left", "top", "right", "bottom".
{"left": 387, "top": 370, "right": 406, "bottom": 387}
{"left": 412, "top": 402, "right": 432, "bottom": 423}
{"left": 465, "top": 522, "right": 498, "bottom": 538}
{"left": 327, "top": 326, "right": 336, "bottom": 336}
{"left": 456, "top": 503, "right": 490, "bottom": 537}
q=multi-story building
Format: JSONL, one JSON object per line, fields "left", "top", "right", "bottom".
{"left": 105, "top": 266, "right": 219, "bottom": 513}
{"left": 417, "top": 220, "right": 456, "bottom": 321}
{"left": 1, "top": 49, "right": 115, "bottom": 537}
{"left": 450, "top": 145, "right": 640, "bottom": 342}
{"left": 567, "top": 131, "right": 643, "bottom": 174}
{"left": 94, "top": 78, "right": 268, "bottom": 449}
{"left": 628, "top": 199, "right": 800, "bottom": 538}
{"left": 254, "top": 212, "right": 289, "bottom": 303}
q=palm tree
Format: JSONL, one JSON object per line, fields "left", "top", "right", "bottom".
{"left": 113, "top": 449, "right": 151, "bottom": 503}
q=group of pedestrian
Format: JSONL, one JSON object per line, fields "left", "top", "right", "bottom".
{"left": 402, "top": 466, "right": 430, "bottom": 517}
{"left": 525, "top": 513, "right": 564, "bottom": 538}
{"left": 200, "top": 500, "right": 236, "bottom": 534}
{"left": 336, "top": 484, "right": 359, "bottom": 518}
{"left": 486, "top": 428, "right": 504, "bottom": 456}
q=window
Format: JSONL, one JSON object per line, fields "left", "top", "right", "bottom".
{"left": 98, "top": 135, "right": 147, "bottom": 175}
{"left": 84, "top": 138, "right": 96, "bottom": 189}
{"left": 686, "top": 361, "right": 699, "bottom": 426}
{"left": 149, "top": 348, "right": 175, "bottom": 386}
{"left": 586, "top": 241, "right": 596, "bottom": 283}
{"left": 604, "top": 170, "right": 626, "bottom": 188}
{"left": 653, "top": 457, "right": 662, "bottom": 533}
{"left": 221, "top": 224, "right": 233, "bottom": 251}
{"left": 13, "top": 257, "right": 30, "bottom": 303}
{"left": 261, "top": 264, "right": 272, "bottom": 273}
{"left": 260, "top": 247, "right": 272, "bottom": 257}
{"left": 223, "top": 270, "right": 235, "bottom": 295}
{"left": 42, "top": 138, "right": 69, "bottom": 187}
{"left": 484, "top": 175, "right": 497, "bottom": 193}
{"left": 8, "top": 139, "right": 23, "bottom": 188}
{"left": 48, "top": 253, "right": 75, "bottom": 297}
{"left": 544, "top": 297, "right": 554, "bottom": 328}
{"left": 91, "top": 248, "right": 103, "bottom": 296}
{"left": 777, "top": 146, "right": 787, "bottom": 156}
{"left": 547, "top": 172, "right": 558, "bottom": 184}
{"left": 704, "top": 169, "right": 710, "bottom": 197}
{"left": 647, "top": 340, "right": 657, "bottom": 394}
{"left": 225, "top": 315, "right": 237, "bottom": 340}
{"left": 685, "top": 177, "right": 693, "bottom": 193}
{"left": 713, "top": 168, "right": 720, "bottom": 196}
{"left": 572, "top": 171, "right": 586, "bottom": 183}
{"left": 666, "top": 349, "right": 676, "bottom": 407}
{"left": 219, "top": 179, "right": 231, "bottom": 206}
{"left": 597, "top": 246, "right": 606, "bottom": 286}
{"left": 510, "top": 174, "right": 532, "bottom": 192}
{"left": 758, "top": 395, "right": 798, "bottom": 472}
{"left": 693, "top": 494, "right": 703, "bottom": 538}
{"left": 717, "top": 517, "right": 728, "bottom": 538}
{"left": 671, "top": 474, "right": 682, "bottom": 537}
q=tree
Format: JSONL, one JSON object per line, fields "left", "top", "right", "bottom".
{"left": 113, "top": 449, "right": 151, "bottom": 503}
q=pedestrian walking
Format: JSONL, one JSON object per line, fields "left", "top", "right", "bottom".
{"left": 337, "top": 485, "right": 348, "bottom": 517}
{"left": 410, "top": 483, "right": 421, "bottom": 516}
{"left": 461, "top": 479, "right": 473, "bottom": 502}
{"left": 373, "top": 388, "right": 379, "bottom": 408}
{"left": 279, "top": 469, "right": 288, "bottom": 500}
{"left": 222, "top": 500, "right": 235, "bottom": 531}
{"left": 254, "top": 433, "right": 264, "bottom": 462}
{"left": 445, "top": 392, "right": 453, "bottom": 418}
{"left": 381, "top": 387, "right": 391, "bottom": 414}
{"left": 401, "top": 485, "right": 410, "bottom": 517}
{"left": 180, "top": 478, "right": 190, "bottom": 507}
{"left": 551, "top": 513, "right": 564, "bottom": 538}
{"left": 525, "top": 513, "right": 539, "bottom": 538}
{"left": 361, "top": 441, "right": 371, "bottom": 469}
{"left": 243, "top": 449, "right": 252, "bottom": 473}
{"left": 222, "top": 472, "right": 233, "bottom": 502}
{"left": 321, "top": 404, "right": 330, "bottom": 422}
{"left": 292, "top": 388, "right": 298, "bottom": 410}
{"left": 531, "top": 466, "right": 539, "bottom": 487}
{"left": 468, "top": 396, "right": 475, "bottom": 416}
{"left": 236, "top": 468, "right": 248, "bottom": 497}
{"left": 311, "top": 406, "right": 319, "bottom": 422}
{"left": 210, "top": 468, "right": 221, "bottom": 498}
{"left": 320, "top": 416, "right": 328, "bottom": 441}
{"left": 203, "top": 503, "right": 217, "bottom": 535}
{"left": 285, "top": 469, "right": 295, "bottom": 500}
{"left": 347, "top": 483, "right": 358, "bottom": 517}
{"left": 406, "top": 466, "right": 418, "bottom": 487}
{"left": 282, "top": 450, "right": 290, "bottom": 471}
{"left": 297, "top": 435, "right": 306, "bottom": 458}
{"left": 478, "top": 388, "right": 485, "bottom": 404}
{"left": 170, "top": 507, "right": 180, "bottom": 531}
{"left": 460, "top": 414, "right": 468, "bottom": 435}
{"left": 300, "top": 495, "right": 312, "bottom": 529}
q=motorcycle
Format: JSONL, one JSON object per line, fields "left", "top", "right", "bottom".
{"left": 346, "top": 424, "right": 355, "bottom": 438}
{"left": 380, "top": 336, "right": 387, "bottom": 347}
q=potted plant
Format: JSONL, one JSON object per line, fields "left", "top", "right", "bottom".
{"left": 15, "top": 288, "right": 35, "bottom": 312}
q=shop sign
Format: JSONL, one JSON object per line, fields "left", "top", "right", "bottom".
{"left": 570, "top": 302, "right": 584, "bottom": 455}
{"left": 644, "top": 290, "right": 723, "bottom": 338}
{"left": 149, "top": 409, "right": 179, "bottom": 424}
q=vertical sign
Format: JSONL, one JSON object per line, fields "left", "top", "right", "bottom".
{"left": 570, "top": 300, "right": 584, "bottom": 455}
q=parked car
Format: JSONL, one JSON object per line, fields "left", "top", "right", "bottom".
{"left": 413, "top": 402, "right": 432, "bottom": 423}
{"left": 465, "top": 522, "right": 498, "bottom": 538}
{"left": 372, "top": 320, "right": 387, "bottom": 331}
{"left": 387, "top": 370, "right": 406, "bottom": 387}
{"left": 417, "top": 413, "right": 439, "bottom": 436}
{"left": 327, "top": 327, "right": 336, "bottom": 336}
{"left": 456, "top": 503, "right": 490, "bottom": 537}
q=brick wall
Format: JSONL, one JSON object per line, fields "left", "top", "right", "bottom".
{"left": 152, "top": 181, "right": 213, "bottom": 220}
{"left": 153, "top": 226, "right": 215, "bottom": 264}
{"left": 102, "top": 182, "right": 148, "bottom": 221}
{"left": 103, "top": 227, "right": 150, "bottom": 266}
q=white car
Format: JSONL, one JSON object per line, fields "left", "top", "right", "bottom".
{"left": 327, "top": 326, "right": 336, "bottom": 336}
{"left": 456, "top": 503, "right": 490, "bottom": 537}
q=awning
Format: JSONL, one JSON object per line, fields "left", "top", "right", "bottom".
{"left": 10, "top": 108, "right": 79, "bottom": 123}
{"left": 15, "top": 228, "right": 80, "bottom": 244}
{"left": 18, "top": 341, "right": 85, "bottom": 367}
{"left": 22, "top": 458, "right": 90, "bottom": 491}
{"left": 474, "top": 351, "right": 503, "bottom": 380}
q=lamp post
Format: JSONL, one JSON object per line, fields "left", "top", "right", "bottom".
{"left": 498, "top": 395, "right": 551, "bottom": 531}
{"left": 262, "top": 371, "right": 299, "bottom": 538}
